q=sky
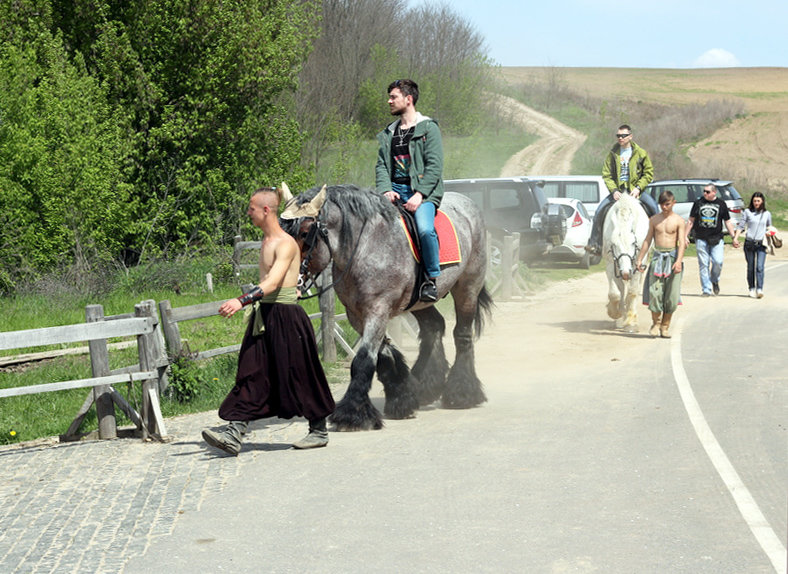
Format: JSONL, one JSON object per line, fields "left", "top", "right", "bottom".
{"left": 408, "top": 0, "right": 787, "bottom": 68}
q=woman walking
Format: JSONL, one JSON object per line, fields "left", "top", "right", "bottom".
{"left": 732, "top": 192, "right": 772, "bottom": 298}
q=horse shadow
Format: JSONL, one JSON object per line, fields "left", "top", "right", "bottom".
{"left": 551, "top": 319, "right": 651, "bottom": 339}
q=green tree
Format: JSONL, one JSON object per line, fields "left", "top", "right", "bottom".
{"left": 0, "top": 21, "right": 132, "bottom": 292}
{"left": 51, "top": 0, "right": 320, "bottom": 259}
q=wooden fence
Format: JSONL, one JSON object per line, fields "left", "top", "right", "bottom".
{"left": 158, "top": 269, "right": 360, "bottom": 365}
{"left": 487, "top": 232, "right": 528, "bottom": 301}
{"left": 1, "top": 230, "right": 517, "bottom": 443}
{"left": 0, "top": 300, "right": 168, "bottom": 442}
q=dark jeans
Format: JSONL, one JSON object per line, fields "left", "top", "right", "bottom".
{"left": 588, "top": 192, "right": 658, "bottom": 249}
{"left": 743, "top": 242, "right": 766, "bottom": 289}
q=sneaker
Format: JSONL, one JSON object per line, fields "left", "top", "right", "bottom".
{"left": 712, "top": 282, "right": 720, "bottom": 295}
{"left": 757, "top": 289, "right": 764, "bottom": 299}
{"left": 419, "top": 279, "right": 438, "bottom": 302}
{"left": 202, "top": 428, "right": 241, "bottom": 456}
{"left": 749, "top": 289, "right": 757, "bottom": 298}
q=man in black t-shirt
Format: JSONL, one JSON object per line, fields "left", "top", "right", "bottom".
{"left": 685, "top": 184, "right": 739, "bottom": 296}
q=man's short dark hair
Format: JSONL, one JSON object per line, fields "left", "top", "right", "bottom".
{"left": 658, "top": 190, "right": 675, "bottom": 205}
{"left": 388, "top": 79, "right": 419, "bottom": 105}
{"left": 618, "top": 124, "right": 632, "bottom": 132}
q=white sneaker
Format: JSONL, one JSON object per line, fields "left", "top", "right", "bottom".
{"left": 757, "top": 289, "right": 764, "bottom": 299}
{"left": 749, "top": 289, "right": 757, "bottom": 298}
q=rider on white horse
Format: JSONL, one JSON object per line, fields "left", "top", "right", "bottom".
{"left": 587, "top": 124, "right": 657, "bottom": 255}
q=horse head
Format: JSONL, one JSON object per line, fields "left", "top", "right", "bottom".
{"left": 279, "top": 184, "right": 332, "bottom": 290}
{"left": 604, "top": 194, "right": 646, "bottom": 281}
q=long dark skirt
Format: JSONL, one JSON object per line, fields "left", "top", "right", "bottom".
{"left": 218, "top": 303, "right": 335, "bottom": 422}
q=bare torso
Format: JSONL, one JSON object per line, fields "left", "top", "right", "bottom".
{"left": 651, "top": 212, "right": 684, "bottom": 249}
{"left": 259, "top": 232, "right": 301, "bottom": 290}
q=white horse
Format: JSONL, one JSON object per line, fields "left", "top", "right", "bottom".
{"left": 602, "top": 193, "right": 650, "bottom": 333}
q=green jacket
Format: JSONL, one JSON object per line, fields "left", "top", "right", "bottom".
{"left": 602, "top": 141, "right": 654, "bottom": 195}
{"left": 375, "top": 113, "right": 444, "bottom": 207}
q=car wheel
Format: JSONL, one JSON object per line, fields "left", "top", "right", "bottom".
{"left": 578, "top": 251, "right": 591, "bottom": 269}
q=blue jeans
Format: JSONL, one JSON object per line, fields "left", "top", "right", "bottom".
{"left": 392, "top": 183, "right": 440, "bottom": 278}
{"left": 695, "top": 238, "right": 724, "bottom": 294}
{"left": 744, "top": 245, "right": 766, "bottom": 289}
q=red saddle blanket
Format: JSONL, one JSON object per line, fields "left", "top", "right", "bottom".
{"left": 399, "top": 210, "right": 462, "bottom": 265}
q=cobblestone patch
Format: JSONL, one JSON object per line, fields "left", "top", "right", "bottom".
{"left": 0, "top": 411, "right": 305, "bottom": 574}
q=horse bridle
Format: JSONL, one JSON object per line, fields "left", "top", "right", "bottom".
{"left": 295, "top": 213, "right": 368, "bottom": 299}
{"left": 608, "top": 240, "right": 641, "bottom": 279}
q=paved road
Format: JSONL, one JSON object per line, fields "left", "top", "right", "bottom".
{"left": 1, "top": 249, "right": 786, "bottom": 573}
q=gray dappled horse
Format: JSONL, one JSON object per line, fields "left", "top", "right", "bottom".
{"left": 602, "top": 193, "right": 649, "bottom": 333}
{"left": 280, "top": 184, "right": 493, "bottom": 431}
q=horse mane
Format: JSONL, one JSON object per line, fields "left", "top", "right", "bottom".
{"left": 608, "top": 194, "right": 640, "bottom": 245}
{"left": 282, "top": 184, "right": 398, "bottom": 243}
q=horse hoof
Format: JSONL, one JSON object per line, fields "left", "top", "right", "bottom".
{"left": 623, "top": 325, "right": 639, "bottom": 334}
{"left": 330, "top": 400, "right": 383, "bottom": 431}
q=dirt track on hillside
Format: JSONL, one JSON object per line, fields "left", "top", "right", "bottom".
{"left": 491, "top": 94, "right": 586, "bottom": 176}
{"left": 499, "top": 66, "right": 788, "bottom": 196}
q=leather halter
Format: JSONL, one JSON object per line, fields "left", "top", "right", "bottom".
{"left": 608, "top": 239, "right": 641, "bottom": 279}
{"left": 295, "top": 213, "right": 368, "bottom": 300}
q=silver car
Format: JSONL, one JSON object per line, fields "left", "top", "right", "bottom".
{"left": 644, "top": 179, "right": 745, "bottom": 233}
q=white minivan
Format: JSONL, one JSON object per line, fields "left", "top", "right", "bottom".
{"left": 530, "top": 175, "right": 608, "bottom": 219}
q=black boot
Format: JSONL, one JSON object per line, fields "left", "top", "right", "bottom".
{"left": 419, "top": 278, "right": 438, "bottom": 302}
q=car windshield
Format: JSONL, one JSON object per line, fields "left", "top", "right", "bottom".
{"left": 555, "top": 204, "right": 575, "bottom": 219}
{"left": 540, "top": 181, "right": 600, "bottom": 203}
{"left": 717, "top": 184, "right": 742, "bottom": 201}
{"left": 565, "top": 182, "right": 600, "bottom": 203}
{"left": 648, "top": 182, "right": 742, "bottom": 203}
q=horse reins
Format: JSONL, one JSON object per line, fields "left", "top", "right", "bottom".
{"left": 296, "top": 215, "right": 368, "bottom": 300}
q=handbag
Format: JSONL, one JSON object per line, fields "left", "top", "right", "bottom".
{"left": 766, "top": 226, "right": 782, "bottom": 249}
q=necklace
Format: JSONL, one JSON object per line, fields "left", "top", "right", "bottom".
{"left": 394, "top": 124, "right": 414, "bottom": 146}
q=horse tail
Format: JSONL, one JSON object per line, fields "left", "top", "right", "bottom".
{"left": 473, "top": 285, "right": 495, "bottom": 339}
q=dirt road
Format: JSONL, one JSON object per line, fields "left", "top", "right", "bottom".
{"left": 491, "top": 93, "right": 586, "bottom": 176}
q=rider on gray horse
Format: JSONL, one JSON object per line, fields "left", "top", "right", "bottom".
{"left": 586, "top": 124, "right": 657, "bottom": 255}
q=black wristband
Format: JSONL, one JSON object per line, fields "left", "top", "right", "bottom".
{"left": 238, "top": 286, "right": 264, "bottom": 307}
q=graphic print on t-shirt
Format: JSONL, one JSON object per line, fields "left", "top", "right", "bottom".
{"left": 698, "top": 202, "right": 721, "bottom": 229}
{"left": 619, "top": 147, "right": 632, "bottom": 183}
{"left": 392, "top": 153, "right": 411, "bottom": 181}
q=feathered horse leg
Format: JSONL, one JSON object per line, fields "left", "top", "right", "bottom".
{"left": 442, "top": 285, "right": 491, "bottom": 409}
{"left": 376, "top": 339, "right": 420, "bottom": 419}
{"left": 331, "top": 320, "right": 386, "bottom": 431}
{"left": 410, "top": 306, "right": 449, "bottom": 406}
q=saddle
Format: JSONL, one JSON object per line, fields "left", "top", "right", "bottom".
{"left": 395, "top": 203, "right": 462, "bottom": 309}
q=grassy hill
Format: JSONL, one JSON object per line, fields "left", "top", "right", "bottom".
{"left": 499, "top": 66, "right": 788, "bottom": 199}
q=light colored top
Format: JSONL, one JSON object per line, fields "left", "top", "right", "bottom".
{"left": 737, "top": 209, "right": 772, "bottom": 241}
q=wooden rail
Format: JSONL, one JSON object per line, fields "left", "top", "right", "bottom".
{"left": 0, "top": 301, "right": 167, "bottom": 441}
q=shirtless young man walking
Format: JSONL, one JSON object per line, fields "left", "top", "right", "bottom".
{"left": 636, "top": 190, "right": 686, "bottom": 338}
{"left": 202, "top": 188, "right": 335, "bottom": 455}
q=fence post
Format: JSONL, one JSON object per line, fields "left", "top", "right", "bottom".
{"left": 86, "top": 304, "right": 117, "bottom": 439}
{"left": 501, "top": 235, "right": 515, "bottom": 301}
{"left": 319, "top": 268, "right": 337, "bottom": 362}
{"left": 136, "top": 301, "right": 167, "bottom": 440}
{"left": 233, "top": 235, "right": 242, "bottom": 277}
{"left": 158, "top": 299, "right": 182, "bottom": 357}
{"left": 142, "top": 299, "right": 169, "bottom": 393}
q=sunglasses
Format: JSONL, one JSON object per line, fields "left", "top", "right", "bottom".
{"left": 616, "top": 133, "right": 631, "bottom": 138}
{"left": 703, "top": 189, "right": 717, "bottom": 194}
